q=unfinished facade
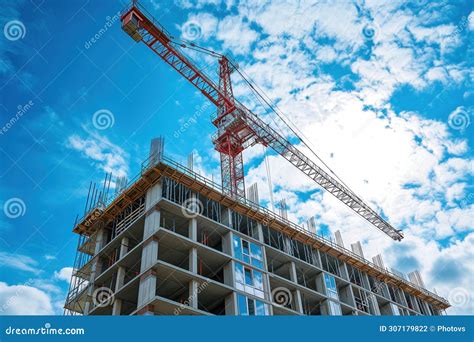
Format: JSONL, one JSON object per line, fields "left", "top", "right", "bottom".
{"left": 64, "top": 154, "right": 450, "bottom": 316}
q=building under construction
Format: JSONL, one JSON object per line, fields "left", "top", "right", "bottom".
{"left": 64, "top": 145, "right": 449, "bottom": 316}
{"left": 64, "top": 2, "right": 450, "bottom": 316}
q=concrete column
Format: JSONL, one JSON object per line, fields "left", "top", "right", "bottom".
{"left": 188, "top": 218, "right": 197, "bottom": 241}
{"left": 119, "top": 237, "right": 129, "bottom": 258}
{"left": 144, "top": 208, "right": 160, "bottom": 239}
{"left": 368, "top": 293, "right": 381, "bottom": 315}
{"left": 140, "top": 237, "right": 159, "bottom": 272}
{"left": 188, "top": 280, "right": 199, "bottom": 309}
{"left": 145, "top": 182, "right": 162, "bottom": 211}
{"left": 112, "top": 298, "right": 122, "bottom": 315}
{"left": 115, "top": 266, "right": 126, "bottom": 291}
{"left": 224, "top": 261, "right": 234, "bottom": 287}
{"left": 289, "top": 261, "right": 298, "bottom": 284}
{"left": 138, "top": 271, "right": 157, "bottom": 307}
{"left": 225, "top": 293, "right": 237, "bottom": 315}
{"left": 261, "top": 242, "right": 269, "bottom": 272}
{"left": 256, "top": 223, "right": 264, "bottom": 243}
{"left": 293, "top": 289, "right": 303, "bottom": 314}
{"left": 315, "top": 273, "right": 324, "bottom": 294}
{"left": 94, "top": 228, "right": 105, "bottom": 254}
{"left": 189, "top": 247, "right": 197, "bottom": 273}
{"left": 222, "top": 232, "right": 232, "bottom": 256}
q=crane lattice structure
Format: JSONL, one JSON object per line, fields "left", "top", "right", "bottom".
{"left": 120, "top": 2, "right": 404, "bottom": 241}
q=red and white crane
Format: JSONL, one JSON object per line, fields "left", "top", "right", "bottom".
{"left": 120, "top": 2, "right": 404, "bottom": 241}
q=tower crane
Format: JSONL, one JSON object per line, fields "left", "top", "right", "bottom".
{"left": 120, "top": 2, "right": 404, "bottom": 241}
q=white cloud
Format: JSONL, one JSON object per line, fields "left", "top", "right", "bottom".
{"left": 173, "top": 0, "right": 472, "bottom": 314}
{"left": 0, "top": 252, "right": 40, "bottom": 274}
{"left": 0, "top": 282, "right": 54, "bottom": 315}
{"left": 180, "top": 12, "right": 218, "bottom": 41}
{"left": 315, "top": 46, "right": 338, "bottom": 64}
{"left": 469, "top": 12, "right": 474, "bottom": 31}
{"left": 67, "top": 131, "right": 129, "bottom": 178}
{"left": 216, "top": 15, "right": 258, "bottom": 55}
{"left": 54, "top": 267, "right": 73, "bottom": 283}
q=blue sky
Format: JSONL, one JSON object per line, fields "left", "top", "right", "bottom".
{"left": 0, "top": 0, "right": 472, "bottom": 314}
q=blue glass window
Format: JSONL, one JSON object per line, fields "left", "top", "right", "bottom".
{"left": 233, "top": 234, "right": 264, "bottom": 269}
{"left": 255, "top": 300, "right": 266, "bottom": 315}
{"left": 238, "top": 294, "right": 248, "bottom": 315}
{"left": 234, "top": 262, "right": 265, "bottom": 298}
{"left": 328, "top": 300, "right": 342, "bottom": 315}
{"left": 245, "top": 268, "right": 253, "bottom": 286}
{"left": 235, "top": 262, "right": 244, "bottom": 290}
{"left": 324, "top": 273, "right": 339, "bottom": 300}
{"left": 250, "top": 243, "right": 263, "bottom": 268}
{"left": 237, "top": 294, "right": 268, "bottom": 316}
{"left": 233, "top": 235, "right": 242, "bottom": 260}
{"left": 247, "top": 298, "right": 255, "bottom": 315}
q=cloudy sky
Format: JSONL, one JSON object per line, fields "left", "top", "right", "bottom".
{"left": 0, "top": 0, "right": 472, "bottom": 315}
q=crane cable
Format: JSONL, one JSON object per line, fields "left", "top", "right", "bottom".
{"left": 169, "top": 37, "right": 366, "bottom": 203}
{"left": 231, "top": 63, "right": 366, "bottom": 201}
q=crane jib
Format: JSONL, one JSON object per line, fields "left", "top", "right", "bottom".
{"left": 120, "top": 3, "right": 404, "bottom": 241}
